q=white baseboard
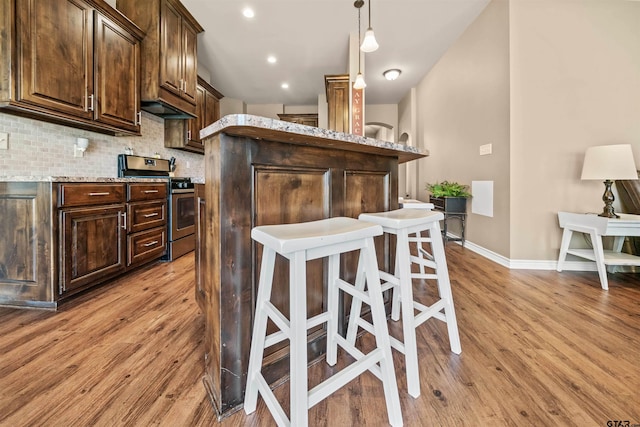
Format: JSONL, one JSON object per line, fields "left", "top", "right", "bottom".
{"left": 446, "top": 233, "right": 598, "bottom": 271}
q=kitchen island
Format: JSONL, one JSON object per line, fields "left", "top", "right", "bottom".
{"left": 197, "top": 114, "right": 427, "bottom": 418}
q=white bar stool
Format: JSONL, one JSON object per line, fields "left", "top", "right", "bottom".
{"left": 244, "top": 217, "right": 403, "bottom": 427}
{"left": 349, "top": 209, "right": 462, "bottom": 398}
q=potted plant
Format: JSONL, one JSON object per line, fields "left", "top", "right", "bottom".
{"left": 426, "top": 181, "right": 471, "bottom": 213}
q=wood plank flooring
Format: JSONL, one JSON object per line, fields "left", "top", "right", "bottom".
{"left": 1, "top": 245, "right": 639, "bottom": 426}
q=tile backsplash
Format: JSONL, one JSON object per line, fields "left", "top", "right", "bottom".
{"left": 0, "top": 112, "right": 204, "bottom": 179}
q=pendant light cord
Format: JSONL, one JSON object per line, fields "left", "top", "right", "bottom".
{"left": 358, "top": 4, "right": 362, "bottom": 72}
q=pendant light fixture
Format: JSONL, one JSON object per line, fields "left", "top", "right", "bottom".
{"left": 360, "top": 0, "right": 379, "bottom": 53}
{"left": 353, "top": 0, "right": 366, "bottom": 89}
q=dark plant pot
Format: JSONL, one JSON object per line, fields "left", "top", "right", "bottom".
{"left": 429, "top": 196, "right": 468, "bottom": 214}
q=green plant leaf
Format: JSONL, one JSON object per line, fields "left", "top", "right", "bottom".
{"left": 425, "top": 180, "right": 471, "bottom": 197}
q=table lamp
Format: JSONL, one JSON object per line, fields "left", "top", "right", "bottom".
{"left": 581, "top": 144, "right": 638, "bottom": 218}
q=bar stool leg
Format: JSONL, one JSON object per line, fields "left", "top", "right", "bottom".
{"left": 390, "top": 248, "right": 402, "bottom": 322}
{"left": 429, "top": 221, "right": 461, "bottom": 354}
{"left": 289, "top": 251, "right": 309, "bottom": 426}
{"left": 244, "top": 247, "right": 277, "bottom": 414}
{"left": 396, "top": 229, "right": 421, "bottom": 398}
{"left": 345, "top": 253, "right": 367, "bottom": 346}
{"left": 362, "top": 237, "right": 403, "bottom": 427}
{"left": 326, "top": 253, "right": 340, "bottom": 366}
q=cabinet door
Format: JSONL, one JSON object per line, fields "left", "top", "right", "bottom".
{"left": 188, "top": 84, "right": 205, "bottom": 145}
{"left": 16, "top": 0, "right": 94, "bottom": 119}
{"left": 159, "top": 0, "right": 183, "bottom": 98}
{"left": 203, "top": 89, "right": 219, "bottom": 128}
{"left": 94, "top": 12, "right": 140, "bottom": 132}
{"left": 0, "top": 183, "right": 54, "bottom": 307}
{"left": 325, "top": 75, "right": 350, "bottom": 133}
{"left": 59, "top": 205, "right": 126, "bottom": 296}
{"left": 181, "top": 19, "right": 198, "bottom": 105}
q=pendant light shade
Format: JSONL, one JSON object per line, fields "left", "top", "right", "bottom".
{"left": 360, "top": 28, "right": 379, "bottom": 53}
{"left": 353, "top": 72, "right": 367, "bottom": 89}
{"left": 360, "top": 1, "right": 378, "bottom": 53}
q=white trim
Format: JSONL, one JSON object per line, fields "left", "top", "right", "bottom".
{"left": 446, "top": 233, "right": 598, "bottom": 271}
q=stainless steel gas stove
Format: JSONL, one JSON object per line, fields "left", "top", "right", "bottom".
{"left": 118, "top": 154, "right": 195, "bottom": 261}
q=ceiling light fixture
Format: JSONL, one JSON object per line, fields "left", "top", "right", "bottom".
{"left": 267, "top": 56, "right": 277, "bottom": 64}
{"left": 360, "top": 0, "right": 379, "bottom": 53}
{"left": 353, "top": 1, "right": 366, "bottom": 89}
{"left": 383, "top": 69, "right": 401, "bottom": 81}
{"left": 242, "top": 7, "right": 254, "bottom": 18}
{"left": 281, "top": 83, "right": 289, "bottom": 89}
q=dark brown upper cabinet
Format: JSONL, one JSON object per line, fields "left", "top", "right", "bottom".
{"left": 117, "top": 0, "right": 203, "bottom": 119}
{"left": 165, "top": 76, "right": 223, "bottom": 154}
{"left": 0, "top": 0, "right": 145, "bottom": 136}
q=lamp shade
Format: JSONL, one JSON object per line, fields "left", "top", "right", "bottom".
{"left": 581, "top": 144, "right": 638, "bottom": 180}
{"left": 360, "top": 28, "right": 379, "bottom": 53}
{"left": 353, "top": 73, "right": 366, "bottom": 89}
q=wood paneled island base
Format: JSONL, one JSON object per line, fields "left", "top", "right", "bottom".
{"left": 196, "top": 114, "right": 426, "bottom": 418}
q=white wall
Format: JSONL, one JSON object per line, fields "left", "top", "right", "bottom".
{"left": 509, "top": 0, "right": 640, "bottom": 260}
{"left": 220, "top": 97, "right": 246, "bottom": 117}
{"left": 415, "top": 0, "right": 511, "bottom": 256}
{"left": 246, "top": 104, "right": 283, "bottom": 119}
{"left": 365, "top": 104, "right": 398, "bottom": 142}
{"left": 412, "top": 0, "right": 640, "bottom": 261}
{"left": 284, "top": 105, "right": 318, "bottom": 114}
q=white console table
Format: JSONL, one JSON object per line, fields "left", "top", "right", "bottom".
{"left": 557, "top": 212, "right": 640, "bottom": 290}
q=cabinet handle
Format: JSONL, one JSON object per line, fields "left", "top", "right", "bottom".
{"left": 143, "top": 190, "right": 159, "bottom": 194}
{"left": 143, "top": 240, "right": 159, "bottom": 247}
{"left": 143, "top": 212, "right": 159, "bottom": 218}
{"left": 121, "top": 212, "right": 127, "bottom": 230}
{"left": 187, "top": 130, "right": 191, "bottom": 140}
{"left": 136, "top": 111, "right": 142, "bottom": 125}
{"left": 88, "top": 94, "right": 95, "bottom": 111}
{"left": 88, "top": 192, "right": 110, "bottom": 196}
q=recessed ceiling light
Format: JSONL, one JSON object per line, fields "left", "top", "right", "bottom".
{"left": 242, "top": 7, "right": 255, "bottom": 18}
{"left": 383, "top": 69, "right": 402, "bottom": 81}
{"left": 267, "top": 56, "right": 277, "bottom": 64}
{"left": 281, "top": 83, "right": 289, "bottom": 89}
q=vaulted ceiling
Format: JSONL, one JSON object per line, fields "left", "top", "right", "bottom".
{"left": 181, "top": 0, "right": 490, "bottom": 105}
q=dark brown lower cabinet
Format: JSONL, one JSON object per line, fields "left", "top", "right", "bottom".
{"left": 0, "top": 182, "right": 55, "bottom": 309}
{"left": 59, "top": 204, "right": 127, "bottom": 296}
{"left": 0, "top": 181, "right": 167, "bottom": 309}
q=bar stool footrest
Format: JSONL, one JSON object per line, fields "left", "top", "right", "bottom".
{"left": 414, "top": 299, "right": 448, "bottom": 327}
{"left": 333, "top": 334, "right": 383, "bottom": 382}
{"left": 310, "top": 347, "right": 384, "bottom": 408}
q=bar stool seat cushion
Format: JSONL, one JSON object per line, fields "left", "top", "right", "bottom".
{"left": 359, "top": 209, "right": 444, "bottom": 230}
{"left": 252, "top": 217, "right": 383, "bottom": 254}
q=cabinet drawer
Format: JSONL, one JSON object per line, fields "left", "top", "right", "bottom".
{"left": 128, "top": 182, "right": 168, "bottom": 201}
{"left": 128, "top": 200, "right": 167, "bottom": 233}
{"left": 59, "top": 183, "right": 126, "bottom": 207}
{"left": 127, "top": 226, "right": 167, "bottom": 267}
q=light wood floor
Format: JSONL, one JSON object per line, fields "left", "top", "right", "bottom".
{"left": 1, "top": 245, "right": 639, "bottom": 426}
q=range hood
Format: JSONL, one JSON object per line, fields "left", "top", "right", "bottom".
{"left": 141, "top": 101, "right": 196, "bottom": 119}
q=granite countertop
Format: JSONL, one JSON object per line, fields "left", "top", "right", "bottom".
{"left": 0, "top": 176, "right": 169, "bottom": 183}
{"left": 200, "top": 114, "right": 428, "bottom": 164}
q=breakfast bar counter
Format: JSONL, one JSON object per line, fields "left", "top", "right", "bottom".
{"left": 197, "top": 114, "right": 427, "bottom": 418}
